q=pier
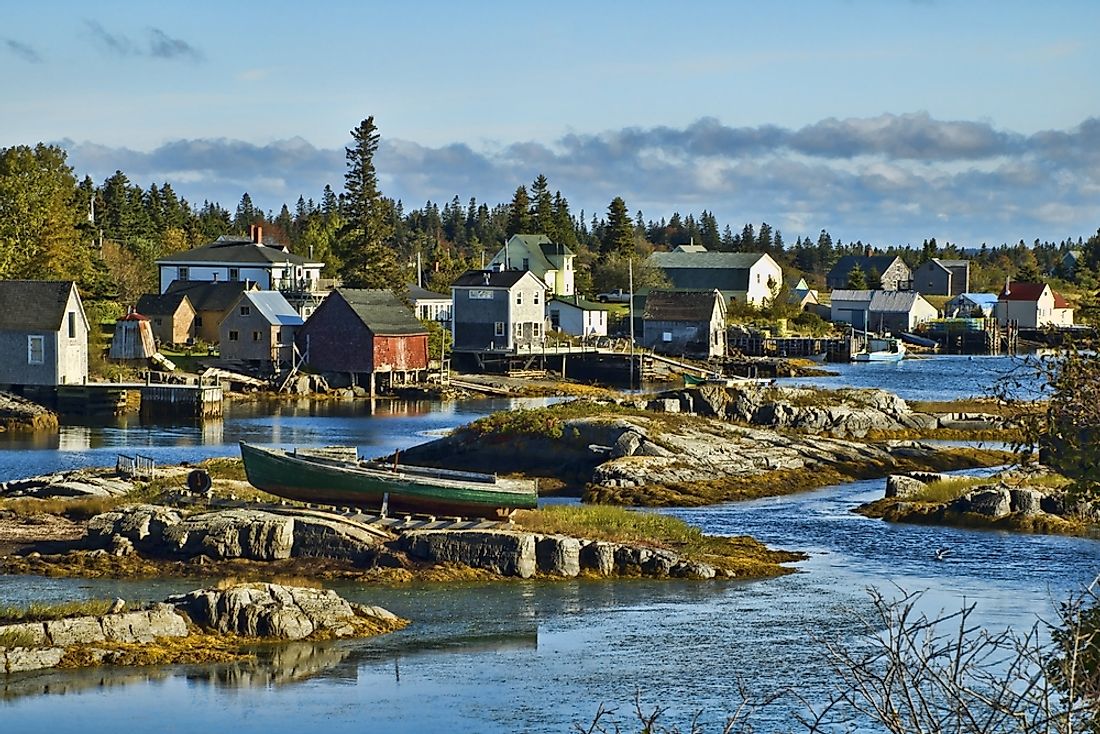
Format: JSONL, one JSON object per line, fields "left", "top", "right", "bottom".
{"left": 28, "top": 380, "right": 224, "bottom": 419}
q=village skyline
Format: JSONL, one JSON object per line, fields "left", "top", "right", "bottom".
{"left": 3, "top": 2, "right": 1099, "bottom": 247}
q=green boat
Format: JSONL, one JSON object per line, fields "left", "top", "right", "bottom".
{"left": 239, "top": 442, "right": 538, "bottom": 518}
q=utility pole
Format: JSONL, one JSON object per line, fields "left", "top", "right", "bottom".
{"left": 628, "top": 258, "right": 635, "bottom": 388}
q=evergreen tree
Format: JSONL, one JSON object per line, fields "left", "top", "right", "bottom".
{"left": 601, "top": 196, "right": 634, "bottom": 260}
{"left": 505, "top": 186, "right": 533, "bottom": 237}
{"left": 530, "top": 174, "right": 554, "bottom": 237}
{"left": 338, "top": 116, "right": 402, "bottom": 290}
{"left": 846, "top": 264, "right": 867, "bottom": 289}
{"left": 234, "top": 192, "right": 261, "bottom": 231}
{"left": 757, "top": 222, "right": 773, "bottom": 252}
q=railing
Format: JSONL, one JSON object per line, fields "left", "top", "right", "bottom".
{"left": 117, "top": 453, "right": 156, "bottom": 480}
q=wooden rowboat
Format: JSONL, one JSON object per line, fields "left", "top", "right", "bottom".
{"left": 239, "top": 442, "right": 537, "bottom": 518}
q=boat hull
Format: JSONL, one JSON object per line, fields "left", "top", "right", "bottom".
{"left": 239, "top": 443, "right": 537, "bottom": 517}
{"left": 851, "top": 351, "right": 905, "bottom": 363}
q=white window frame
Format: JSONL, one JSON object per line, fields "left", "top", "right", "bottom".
{"left": 515, "top": 291, "right": 523, "bottom": 305}
{"left": 229, "top": 330, "right": 239, "bottom": 342}
{"left": 178, "top": 266, "right": 189, "bottom": 281}
{"left": 494, "top": 322, "right": 504, "bottom": 337}
{"left": 27, "top": 335, "right": 45, "bottom": 365}
{"left": 534, "top": 291, "right": 540, "bottom": 305}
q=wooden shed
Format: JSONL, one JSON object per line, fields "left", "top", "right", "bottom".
{"left": 642, "top": 289, "right": 727, "bottom": 359}
{"left": 297, "top": 289, "right": 429, "bottom": 393}
{"left": 109, "top": 312, "right": 157, "bottom": 360}
{"left": 135, "top": 291, "right": 195, "bottom": 346}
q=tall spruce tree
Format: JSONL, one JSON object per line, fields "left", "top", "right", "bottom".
{"left": 338, "top": 116, "right": 402, "bottom": 290}
{"left": 505, "top": 186, "right": 533, "bottom": 237}
{"left": 601, "top": 196, "right": 634, "bottom": 260}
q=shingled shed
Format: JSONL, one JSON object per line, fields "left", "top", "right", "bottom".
{"left": 641, "top": 289, "right": 727, "bottom": 359}
{"left": 109, "top": 311, "right": 157, "bottom": 361}
{"left": 0, "top": 280, "right": 88, "bottom": 387}
{"left": 297, "top": 289, "right": 429, "bottom": 393}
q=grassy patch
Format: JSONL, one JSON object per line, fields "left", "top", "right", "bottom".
{"left": 909, "top": 398, "right": 1041, "bottom": 418}
{"left": 0, "top": 599, "right": 117, "bottom": 624}
{"left": 197, "top": 457, "right": 248, "bottom": 482}
{"left": 857, "top": 501, "right": 1092, "bottom": 537}
{"left": 0, "top": 629, "right": 36, "bottom": 648}
{"left": 0, "top": 496, "right": 122, "bottom": 520}
{"left": 904, "top": 476, "right": 990, "bottom": 504}
{"left": 514, "top": 505, "right": 804, "bottom": 577}
{"left": 467, "top": 401, "right": 629, "bottom": 439}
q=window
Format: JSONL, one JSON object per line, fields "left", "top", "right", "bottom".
{"left": 195, "top": 316, "right": 203, "bottom": 327}
{"left": 522, "top": 257, "right": 529, "bottom": 270}
{"left": 534, "top": 291, "right": 540, "bottom": 305}
{"left": 240, "top": 306, "right": 251, "bottom": 316}
{"left": 533, "top": 322, "right": 541, "bottom": 337}
{"left": 494, "top": 322, "right": 504, "bottom": 336}
{"left": 252, "top": 331, "right": 261, "bottom": 342}
{"left": 67, "top": 312, "right": 76, "bottom": 339}
{"left": 154, "top": 318, "right": 163, "bottom": 326}
{"left": 229, "top": 268, "right": 240, "bottom": 281}
{"left": 550, "top": 310, "right": 560, "bottom": 329}
{"left": 662, "top": 331, "right": 673, "bottom": 342}
{"left": 27, "top": 335, "right": 44, "bottom": 364}
{"left": 229, "top": 331, "right": 239, "bottom": 342}
{"left": 516, "top": 291, "right": 523, "bottom": 305}
{"left": 178, "top": 267, "right": 189, "bottom": 281}
{"left": 514, "top": 323, "right": 523, "bottom": 337}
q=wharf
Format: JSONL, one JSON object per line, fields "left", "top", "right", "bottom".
{"left": 28, "top": 381, "right": 224, "bottom": 419}
{"left": 727, "top": 334, "right": 853, "bottom": 362}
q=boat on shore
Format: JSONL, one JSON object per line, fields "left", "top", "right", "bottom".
{"left": 239, "top": 442, "right": 538, "bottom": 518}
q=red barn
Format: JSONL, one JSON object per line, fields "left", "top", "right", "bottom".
{"left": 297, "top": 289, "right": 429, "bottom": 393}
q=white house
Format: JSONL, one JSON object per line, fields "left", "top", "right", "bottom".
{"left": 407, "top": 284, "right": 452, "bottom": 328}
{"left": 487, "top": 234, "right": 575, "bottom": 297}
{"left": 648, "top": 251, "right": 782, "bottom": 306}
{"left": 995, "top": 282, "right": 1074, "bottom": 328}
{"left": 156, "top": 226, "right": 324, "bottom": 295}
{"left": 548, "top": 296, "right": 607, "bottom": 338}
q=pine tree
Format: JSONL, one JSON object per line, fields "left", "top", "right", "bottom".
{"left": 530, "top": 174, "right": 554, "bottom": 238}
{"left": 338, "top": 116, "right": 402, "bottom": 290}
{"left": 847, "top": 264, "right": 867, "bottom": 289}
{"left": 506, "top": 186, "right": 533, "bottom": 237}
{"left": 601, "top": 197, "right": 634, "bottom": 260}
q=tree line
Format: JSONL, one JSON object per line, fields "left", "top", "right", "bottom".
{"left": 3, "top": 120, "right": 1099, "bottom": 308}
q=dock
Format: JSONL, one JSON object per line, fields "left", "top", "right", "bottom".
{"left": 34, "top": 380, "right": 224, "bottom": 419}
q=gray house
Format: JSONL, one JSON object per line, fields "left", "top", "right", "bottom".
{"left": 911, "top": 258, "right": 970, "bottom": 296}
{"left": 830, "top": 289, "right": 937, "bottom": 332}
{"left": 641, "top": 289, "right": 727, "bottom": 359}
{"left": 218, "top": 290, "right": 304, "bottom": 368}
{"left": 826, "top": 255, "right": 911, "bottom": 291}
{"left": 0, "top": 281, "right": 88, "bottom": 387}
{"left": 451, "top": 270, "right": 548, "bottom": 351}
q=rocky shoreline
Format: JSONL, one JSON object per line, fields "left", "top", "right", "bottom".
{"left": 0, "top": 583, "right": 404, "bottom": 674}
{"left": 0, "top": 391, "right": 58, "bottom": 433}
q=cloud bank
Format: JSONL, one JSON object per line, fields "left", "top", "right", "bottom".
{"left": 60, "top": 113, "right": 1100, "bottom": 246}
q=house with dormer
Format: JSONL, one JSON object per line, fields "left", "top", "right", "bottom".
{"left": 487, "top": 234, "right": 574, "bottom": 297}
{"left": 155, "top": 226, "right": 325, "bottom": 316}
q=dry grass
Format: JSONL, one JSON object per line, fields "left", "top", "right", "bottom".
{"left": 0, "top": 496, "right": 123, "bottom": 521}
{"left": 908, "top": 398, "right": 1042, "bottom": 418}
{"left": 0, "top": 599, "right": 117, "bottom": 624}
{"left": 514, "top": 505, "right": 804, "bottom": 577}
{"left": 858, "top": 500, "right": 1091, "bottom": 537}
{"left": 0, "top": 629, "right": 37, "bottom": 648}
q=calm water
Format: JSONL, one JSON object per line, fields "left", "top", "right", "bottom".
{"left": 0, "top": 363, "right": 1094, "bottom": 733}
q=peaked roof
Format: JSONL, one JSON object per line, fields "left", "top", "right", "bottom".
{"left": 136, "top": 291, "right": 191, "bottom": 317}
{"left": 828, "top": 255, "right": 906, "bottom": 278}
{"left": 999, "top": 282, "right": 1070, "bottom": 308}
{"left": 0, "top": 281, "right": 79, "bottom": 331}
{"left": 406, "top": 284, "right": 450, "bottom": 301}
{"left": 672, "top": 244, "right": 708, "bottom": 253}
{"left": 549, "top": 295, "right": 605, "bottom": 311}
{"left": 649, "top": 251, "right": 769, "bottom": 270}
{"left": 165, "top": 280, "right": 257, "bottom": 311}
{"left": 869, "top": 291, "right": 933, "bottom": 313}
{"left": 951, "top": 292, "right": 1000, "bottom": 307}
{"left": 452, "top": 269, "right": 543, "bottom": 289}
{"left": 240, "top": 291, "right": 303, "bottom": 326}
{"left": 643, "top": 290, "right": 723, "bottom": 321}
{"left": 157, "top": 236, "right": 315, "bottom": 266}
{"left": 829, "top": 289, "right": 875, "bottom": 303}
{"left": 333, "top": 289, "right": 427, "bottom": 335}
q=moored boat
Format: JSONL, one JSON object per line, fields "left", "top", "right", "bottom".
{"left": 851, "top": 336, "right": 906, "bottom": 363}
{"left": 239, "top": 442, "right": 538, "bottom": 517}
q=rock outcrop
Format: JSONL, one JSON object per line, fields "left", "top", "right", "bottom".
{"left": 399, "top": 529, "right": 722, "bottom": 579}
{"left": 0, "top": 471, "right": 136, "bottom": 499}
{"left": 86, "top": 505, "right": 386, "bottom": 563}
{"left": 0, "top": 392, "right": 58, "bottom": 433}
{"left": 1, "top": 584, "right": 403, "bottom": 674}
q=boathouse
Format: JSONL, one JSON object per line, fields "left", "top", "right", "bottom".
{"left": 218, "top": 290, "right": 304, "bottom": 369}
{"left": 0, "top": 281, "right": 88, "bottom": 387}
{"left": 995, "top": 281, "right": 1074, "bottom": 328}
{"left": 911, "top": 258, "right": 970, "bottom": 296}
{"left": 297, "top": 289, "right": 429, "bottom": 392}
{"left": 641, "top": 289, "right": 726, "bottom": 359}
{"left": 830, "top": 290, "right": 937, "bottom": 332}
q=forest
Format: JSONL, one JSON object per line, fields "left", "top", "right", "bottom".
{"left": 3, "top": 128, "right": 1099, "bottom": 318}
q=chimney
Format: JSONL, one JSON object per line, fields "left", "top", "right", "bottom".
{"left": 865, "top": 245, "right": 872, "bottom": 257}
{"left": 1004, "top": 276, "right": 1011, "bottom": 296}
{"left": 253, "top": 225, "right": 263, "bottom": 244}
{"left": 482, "top": 271, "right": 491, "bottom": 285}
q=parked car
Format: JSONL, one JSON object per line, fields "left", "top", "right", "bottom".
{"left": 596, "top": 288, "right": 631, "bottom": 303}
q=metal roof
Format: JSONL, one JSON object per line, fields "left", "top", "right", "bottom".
{"left": 869, "top": 290, "right": 931, "bottom": 313}
{"left": 0, "top": 281, "right": 79, "bottom": 331}
{"left": 829, "top": 289, "right": 874, "bottom": 303}
{"left": 650, "top": 251, "right": 768, "bottom": 270}
{"left": 241, "top": 291, "right": 303, "bottom": 327}
{"left": 334, "top": 289, "right": 427, "bottom": 335}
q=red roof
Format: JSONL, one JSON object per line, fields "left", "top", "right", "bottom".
{"left": 998, "top": 281, "right": 1069, "bottom": 307}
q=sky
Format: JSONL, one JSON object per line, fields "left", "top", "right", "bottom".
{"left": 3, "top": 1, "right": 1099, "bottom": 248}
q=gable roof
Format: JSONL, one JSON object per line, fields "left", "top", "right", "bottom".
{"left": 828, "top": 255, "right": 906, "bottom": 279}
{"left": 643, "top": 290, "right": 723, "bottom": 321}
{"left": 999, "top": 282, "right": 1070, "bottom": 308}
{"left": 157, "top": 236, "right": 315, "bottom": 266}
{"left": 829, "top": 289, "right": 875, "bottom": 303}
{"left": 672, "top": 244, "right": 708, "bottom": 253}
{"left": 136, "top": 291, "right": 191, "bottom": 317}
{"left": 0, "top": 281, "right": 79, "bottom": 331}
{"left": 333, "top": 289, "right": 427, "bottom": 335}
{"left": 649, "top": 251, "right": 768, "bottom": 270}
{"left": 869, "top": 291, "right": 932, "bottom": 313}
{"left": 165, "top": 280, "right": 257, "bottom": 312}
{"left": 240, "top": 291, "right": 303, "bottom": 326}
{"left": 452, "top": 270, "right": 543, "bottom": 289}
{"left": 951, "top": 292, "right": 1000, "bottom": 308}
{"left": 549, "top": 296, "right": 606, "bottom": 311}
{"left": 406, "top": 284, "right": 450, "bottom": 302}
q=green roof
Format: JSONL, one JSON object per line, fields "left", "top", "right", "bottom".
{"left": 336, "top": 289, "right": 427, "bottom": 336}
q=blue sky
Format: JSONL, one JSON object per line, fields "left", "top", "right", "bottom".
{"left": 3, "top": 1, "right": 1099, "bottom": 247}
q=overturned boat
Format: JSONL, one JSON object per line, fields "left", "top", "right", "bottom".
{"left": 239, "top": 442, "right": 538, "bottom": 518}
